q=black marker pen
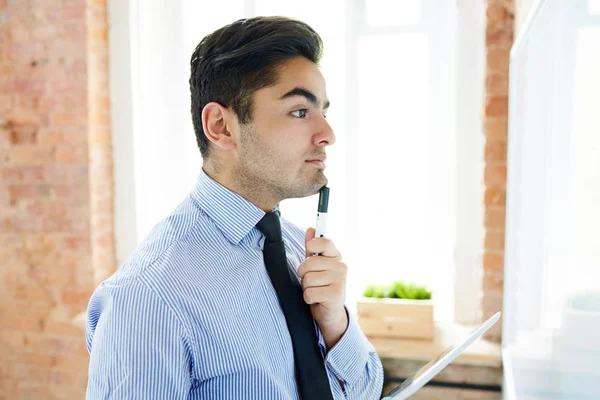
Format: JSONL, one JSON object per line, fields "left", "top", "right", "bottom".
{"left": 313, "top": 186, "right": 329, "bottom": 256}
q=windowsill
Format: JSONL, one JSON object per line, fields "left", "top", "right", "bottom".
{"left": 372, "top": 321, "right": 503, "bottom": 396}
{"left": 369, "top": 321, "right": 502, "bottom": 367}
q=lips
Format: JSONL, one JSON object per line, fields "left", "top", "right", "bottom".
{"left": 306, "top": 154, "right": 327, "bottom": 163}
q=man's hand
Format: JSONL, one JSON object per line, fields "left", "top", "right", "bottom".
{"left": 297, "top": 227, "right": 349, "bottom": 350}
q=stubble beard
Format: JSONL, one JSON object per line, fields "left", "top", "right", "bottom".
{"left": 234, "top": 126, "right": 326, "bottom": 204}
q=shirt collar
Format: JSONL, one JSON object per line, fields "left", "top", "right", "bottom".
{"left": 191, "top": 168, "right": 280, "bottom": 245}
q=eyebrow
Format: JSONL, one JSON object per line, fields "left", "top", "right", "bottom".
{"left": 279, "top": 87, "right": 330, "bottom": 110}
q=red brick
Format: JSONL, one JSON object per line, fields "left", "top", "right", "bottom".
{"left": 486, "top": 73, "right": 509, "bottom": 96}
{"left": 26, "top": 262, "right": 74, "bottom": 286}
{"left": 486, "top": 2, "right": 508, "bottom": 22}
{"left": 43, "top": 319, "right": 87, "bottom": 337}
{"left": 17, "top": 353, "right": 89, "bottom": 370}
{"left": 484, "top": 208, "right": 506, "bottom": 230}
{"left": 487, "top": 48, "right": 510, "bottom": 74}
{"left": 1, "top": 315, "right": 45, "bottom": 331}
{"left": 0, "top": 216, "right": 41, "bottom": 232}
{"left": 51, "top": 79, "right": 84, "bottom": 93}
{"left": 484, "top": 164, "right": 507, "bottom": 188}
{"left": 484, "top": 117, "right": 508, "bottom": 142}
{"left": 37, "top": 129, "right": 63, "bottom": 146}
{"left": 12, "top": 125, "right": 38, "bottom": 145}
{"left": 67, "top": 58, "right": 87, "bottom": 75}
{"left": 48, "top": 384, "right": 87, "bottom": 400}
{"left": 61, "top": 289, "right": 92, "bottom": 307}
{"left": 485, "top": 141, "right": 507, "bottom": 163}
{"left": 26, "top": 200, "right": 69, "bottom": 219}
{"left": 485, "top": 95, "right": 509, "bottom": 117}
{"left": 1, "top": 330, "right": 27, "bottom": 350}
{"left": 484, "top": 187, "right": 506, "bottom": 206}
{"left": 61, "top": 128, "right": 88, "bottom": 146}
{"left": 31, "top": 25, "right": 58, "bottom": 41}
{"left": 40, "top": 216, "right": 83, "bottom": 233}
{"left": 22, "top": 332, "right": 87, "bottom": 357}
{"left": 6, "top": 145, "right": 55, "bottom": 164}
{"left": 4, "top": 78, "right": 45, "bottom": 95}
{"left": 1, "top": 120, "right": 38, "bottom": 144}
{"left": 486, "top": 26, "right": 514, "bottom": 49}
{"left": 7, "top": 184, "right": 51, "bottom": 205}
{"left": 5, "top": 107, "right": 42, "bottom": 126}
{"left": 12, "top": 284, "right": 53, "bottom": 302}
{"left": 484, "top": 188, "right": 506, "bottom": 206}
{"left": 46, "top": 165, "right": 89, "bottom": 184}
{"left": 483, "top": 271, "right": 504, "bottom": 291}
{"left": 52, "top": 184, "right": 88, "bottom": 202}
{"left": 483, "top": 252, "right": 504, "bottom": 272}
{"left": 63, "top": 235, "right": 90, "bottom": 252}
{"left": 1, "top": 299, "right": 54, "bottom": 321}
{"left": 485, "top": 230, "right": 506, "bottom": 251}
{"left": 46, "top": 5, "right": 86, "bottom": 22}
{"left": 55, "top": 146, "right": 88, "bottom": 164}
{"left": 51, "top": 111, "right": 77, "bottom": 128}
{"left": 1, "top": 166, "right": 46, "bottom": 182}
{"left": 15, "top": 94, "right": 43, "bottom": 109}
{"left": 0, "top": 94, "right": 12, "bottom": 112}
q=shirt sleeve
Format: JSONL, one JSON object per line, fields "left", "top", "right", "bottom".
{"left": 317, "top": 308, "right": 385, "bottom": 399}
{"left": 85, "top": 277, "right": 194, "bottom": 399}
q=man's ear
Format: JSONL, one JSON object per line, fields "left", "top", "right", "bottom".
{"left": 201, "top": 102, "right": 236, "bottom": 151}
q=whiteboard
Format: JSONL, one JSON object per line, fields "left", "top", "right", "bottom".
{"left": 503, "top": 0, "right": 600, "bottom": 398}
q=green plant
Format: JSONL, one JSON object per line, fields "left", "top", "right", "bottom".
{"left": 363, "top": 281, "right": 432, "bottom": 300}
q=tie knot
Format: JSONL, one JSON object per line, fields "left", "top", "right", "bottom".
{"left": 256, "top": 211, "right": 282, "bottom": 242}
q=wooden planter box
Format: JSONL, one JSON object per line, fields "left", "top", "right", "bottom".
{"left": 357, "top": 297, "right": 434, "bottom": 340}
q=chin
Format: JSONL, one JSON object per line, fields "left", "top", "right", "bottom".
{"left": 309, "top": 173, "right": 328, "bottom": 194}
{"left": 282, "top": 176, "right": 325, "bottom": 200}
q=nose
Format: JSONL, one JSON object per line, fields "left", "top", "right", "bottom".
{"left": 313, "top": 114, "right": 336, "bottom": 147}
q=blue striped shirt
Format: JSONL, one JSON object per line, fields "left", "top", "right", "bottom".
{"left": 86, "top": 168, "right": 384, "bottom": 399}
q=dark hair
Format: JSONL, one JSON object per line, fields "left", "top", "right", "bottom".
{"left": 189, "top": 16, "right": 324, "bottom": 158}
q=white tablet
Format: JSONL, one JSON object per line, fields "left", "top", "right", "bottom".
{"left": 381, "top": 311, "right": 501, "bottom": 400}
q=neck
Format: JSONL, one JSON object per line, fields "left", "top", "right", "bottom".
{"left": 202, "top": 162, "right": 280, "bottom": 213}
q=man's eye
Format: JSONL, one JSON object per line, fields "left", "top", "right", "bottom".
{"left": 291, "top": 109, "right": 308, "bottom": 118}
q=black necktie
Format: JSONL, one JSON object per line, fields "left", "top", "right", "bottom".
{"left": 256, "top": 211, "right": 334, "bottom": 399}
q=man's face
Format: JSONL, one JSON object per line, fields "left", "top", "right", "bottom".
{"left": 232, "top": 56, "right": 335, "bottom": 201}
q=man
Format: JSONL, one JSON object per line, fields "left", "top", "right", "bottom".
{"left": 86, "top": 16, "right": 384, "bottom": 399}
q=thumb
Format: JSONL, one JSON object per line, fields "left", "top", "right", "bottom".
{"left": 305, "top": 227, "right": 316, "bottom": 258}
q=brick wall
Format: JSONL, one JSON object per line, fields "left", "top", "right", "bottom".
{"left": 482, "top": 0, "right": 514, "bottom": 342}
{"left": 0, "top": 0, "right": 114, "bottom": 398}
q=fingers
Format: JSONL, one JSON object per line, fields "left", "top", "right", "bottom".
{"left": 301, "top": 269, "right": 337, "bottom": 290}
{"left": 305, "top": 236, "right": 342, "bottom": 259}
{"left": 297, "top": 257, "right": 347, "bottom": 280}
{"left": 303, "top": 285, "right": 344, "bottom": 305}
{"left": 305, "top": 227, "right": 316, "bottom": 254}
